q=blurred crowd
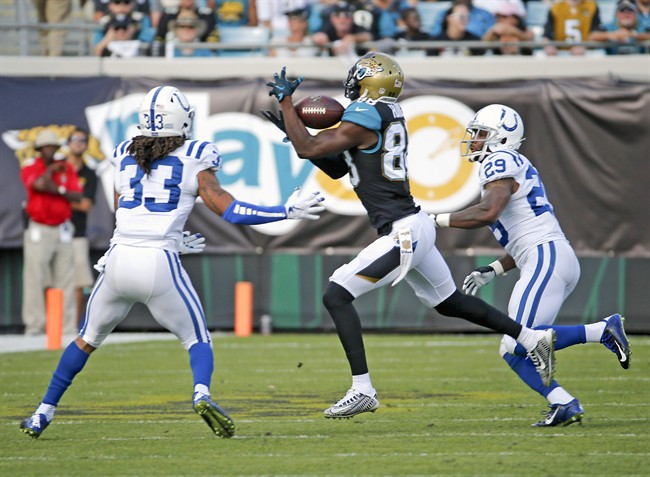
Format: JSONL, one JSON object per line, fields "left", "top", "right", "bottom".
{"left": 30, "top": 0, "right": 650, "bottom": 58}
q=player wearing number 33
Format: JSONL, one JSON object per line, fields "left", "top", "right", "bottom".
{"left": 431, "top": 104, "right": 631, "bottom": 427}
{"left": 263, "top": 52, "right": 558, "bottom": 420}
{"left": 20, "top": 85, "right": 325, "bottom": 440}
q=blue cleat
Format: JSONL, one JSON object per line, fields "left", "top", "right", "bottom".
{"left": 20, "top": 413, "right": 51, "bottom": 439}
{"left": 601, "top": 314, "right": 630, "bottom": 369}
{"left": 192, "top": 394, "right": 235, "bottom": 438}
{"left": 532, "top": 399, "right": 584, "bottom": 427}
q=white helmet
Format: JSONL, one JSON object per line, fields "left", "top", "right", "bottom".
{"left": 461, "top": 104, "right": 525, "bottom": 163}
{"left": 138, "top": 86, "right": 194, "bottom": 138}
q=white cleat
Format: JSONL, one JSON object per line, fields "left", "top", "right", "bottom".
{"left": 528, "top": 329, "right": 556, "bottom": 387}
{"left": 324, "top": 388, "right": 380, "bottom": 419}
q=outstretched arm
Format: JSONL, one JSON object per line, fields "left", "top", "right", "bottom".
{"left": 197, "top": 170, "right": 324, "bottom": 224}
{"left": 433, "top": 178, "right": 516, "bottom": 229}
{"left": 266, "top": 66, "right": 376, "bottom": 159}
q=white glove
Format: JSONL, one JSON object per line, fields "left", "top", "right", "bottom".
{"left": 93, "top": 251, "right": 108, "bottom": 274}
{"left": 179, "top": 231, "right": 206, "bottom": 255}
{"left": 284, "top": 187, "right": 325, "bottom": 220}
{"left": 462, "top": 266, "right": 497, "bottom": 296}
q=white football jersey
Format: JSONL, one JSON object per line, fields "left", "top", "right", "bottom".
{"left": 110, "top": 139, "right": 221, "bottom": 251}
{"left": 478, "top": 150, "right": 567, "bottom": 264}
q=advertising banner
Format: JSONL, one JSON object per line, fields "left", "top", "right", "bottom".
{"left": 1, "top": 76, "right": 648, "bottom": 257}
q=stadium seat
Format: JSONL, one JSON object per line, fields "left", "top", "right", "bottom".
{"left": 218, "top": 26, "right": 270, "bottom": 57}
{"left": 417, "top": 1, "right": 451, "bottom": 33}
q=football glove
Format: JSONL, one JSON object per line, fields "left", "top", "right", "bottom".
{"left": 93, "top": 252, "right": 108, "bottom": 274}
{"left": 179, "top": 231, "right": 206, "bottom": 255}
{"left": 284, "top": 187, "right": 325, "bottom": 221}
{"left": 267, "top": 66, "right": 304, "bottom": 102}
{"left": 462, "top": 266, "right": 497, "bottom": 296}
{"left": 260, "top": 110, "right": 289, "bottom": 143}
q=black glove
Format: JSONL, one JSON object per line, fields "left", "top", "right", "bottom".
{"left": 260, "top": 110, "right": 289, "bottom": 143}
{"left": 266, "top": 66, "right": 304, "bottom": 102}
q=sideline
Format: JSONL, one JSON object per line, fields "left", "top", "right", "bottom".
{"left": 0, "top": 332, "right": 178, "bottom": 354}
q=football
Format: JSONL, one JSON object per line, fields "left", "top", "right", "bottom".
{"left": 294, "top": 95, "right": 344, "bottom": 130}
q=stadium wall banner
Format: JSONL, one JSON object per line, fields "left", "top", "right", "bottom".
{"left": 0, "top": 76, "right": 648, "bottom": 257}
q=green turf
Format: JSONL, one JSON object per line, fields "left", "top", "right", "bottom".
{"left": 1, "top": 334, "right": 648, "bottom": 476}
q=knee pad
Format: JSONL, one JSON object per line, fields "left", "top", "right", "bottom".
{"left": 500, "top": 335, "right": 517, "bottom": 357}
{"left": 322, "top": 282, "right": 354, "bottom": 310}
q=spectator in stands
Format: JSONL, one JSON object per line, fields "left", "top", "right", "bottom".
{"left": 373, "top": 0, "right": 416, "bottom": 31}
{"left": 482, "top": 0, "right": 534, "bottom": 55}
{"left": 94, "top": 0, "right": 151, "bottom": 22}
{"left": 269, "top": 7, "right": 319, "bottom": 57}
{"left": 473, "top": 0, "right": 526, "bottom": 17}
{"left": 542, "top": 0, "right": 602, "bottom": 56}
{"left": 429, "top": 0, "right": 495, "bottom": 38}
{"left": 168, "top": 10, "right": 216, "bottom": 56}
{"left": 32, "top": 0, "right": 72, "bottom": 56}
{"left": 311, "top": 1, "right": 372, "bottom": 57}
{"left": 214, "top": 0, "right": 257, "bottom": 27}
{"left": 257, "top": 1, "right": 317, "bottom": 40}
{"left": 393, "top": 6, "right": 437, "bottom": 56}
{"left": 348, "top": 0, "right": 398, "bottom": 42}
{"left": 588, "top": 0, "right": 650, "bottom": 54}
{"left": 95, "top": 13, "right": 146, "bottom": 56}
{"left": 430, "top": 2, "right": 483, "bottom": 56}
{"left": 154, "top": 0, "right": 217, "bottom": 54}
{"left": 21, "top": 129, "right": 82, "bottom": 336}
{"left": 637, "top": 0, "right": 650, "bottom": 29}
{"left": 94, "top": 0, "right": 155, "bottom": 55}
{"left": 65, "top": 128, "right": 97, "bottom": 326}
{"left": 150, "top": 0, "right": 214, "bottom": 28}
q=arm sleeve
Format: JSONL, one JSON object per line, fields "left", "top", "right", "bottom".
{"left": 222, "top": 200, "right": 287, "bottom": 225}
{"left": 309, "top": 153, "right": 349, "bottom": 179}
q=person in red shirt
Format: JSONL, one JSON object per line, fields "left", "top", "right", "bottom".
{"left": 21, "top": 129, "right": 83, "bottom": 336}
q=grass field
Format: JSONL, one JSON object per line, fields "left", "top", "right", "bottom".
{"left": 1, "top": 333, "right": 648, "bottom": 477}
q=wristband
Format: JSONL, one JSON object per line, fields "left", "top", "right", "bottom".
{"left": 57, "top": 185, "right": 66, "bottom": 195}
{"left": 489, "top": 260, "right": 505, "bottom": 275}
{"left": 434, "top": 213, "right": 450, "bottom": 228}
{"left": 222, "top": 200, "right": 287, "bottom": 225}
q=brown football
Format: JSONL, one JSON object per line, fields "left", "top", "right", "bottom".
{"left": 295, "top": 95, "right": 344, "bottom": 130}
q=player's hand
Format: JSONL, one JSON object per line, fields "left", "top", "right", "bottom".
{"left": 267, "top": 66, "right": 304, "bottom": 102}
{"left": 93, "top": 252, "right": 108, "bottom": 274}
{"left": 462, "top": 266, "right": 497, "bottom": 295}
{"left": 284, "top": 187, "right": 325, "bottom": 221}
{"left": 179, "top": 231, "right": 206, "bottom": 255}
{"left": 260, "top": 110, "right": 289, "bottom": 143}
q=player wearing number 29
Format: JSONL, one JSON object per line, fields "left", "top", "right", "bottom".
{"left": 431, "top": 104, "right": 631, "bottom": 426}
{"left": 263, "top": 52, "right": 558, "bottom": 420}
{"left": 20, "top": 85, "right": 325, "bottom": 440}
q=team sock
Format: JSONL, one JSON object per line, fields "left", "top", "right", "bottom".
{"left": 35, "top": 403, "right": 56, "bottom": 421}
{"left": 503, "top": 353, "right": 556, "bottom": 396}
{"left": 42, "top": 341, "right": 91, "bottom": 406}
{"left": 585, "top": 321, "right": 607, "bottom": 342}
{"left": 189, "top": 342, "right": 213, "bottom": 390}
{"left": 515, "top": 327, "right": 539, "bottom": 353}
{"left": 546, "top": 387, "right": 575, "bottom": 405}
{"left": 351, "top": 373, "right": 374, "bottom": 396}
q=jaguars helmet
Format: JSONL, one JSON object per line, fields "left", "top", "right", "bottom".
{"left": 138, "top": 86, "right": 194, "bottom": 138}
{"left": 461, "top": 104, "right": 525, "bottom": 163}
{"left": 344, "top": 52, "right": 404, "bottom": 103}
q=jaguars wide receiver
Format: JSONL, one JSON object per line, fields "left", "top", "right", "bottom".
{"left": 262, "top": 52, "right": 558, "bottom": 420}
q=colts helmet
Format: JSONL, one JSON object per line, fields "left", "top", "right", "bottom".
{"left": 138, "top": 86, "right": 194, "bottom": 138}
{"left": 344, "top": 52, "right": 404, "bottom": 103}
{"left": 461, "top": 104, "right": 525, "bottom": 163}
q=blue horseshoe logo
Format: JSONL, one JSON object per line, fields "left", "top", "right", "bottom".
{"left": 500, "top": 108, "right": 518, "bottom": 132}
